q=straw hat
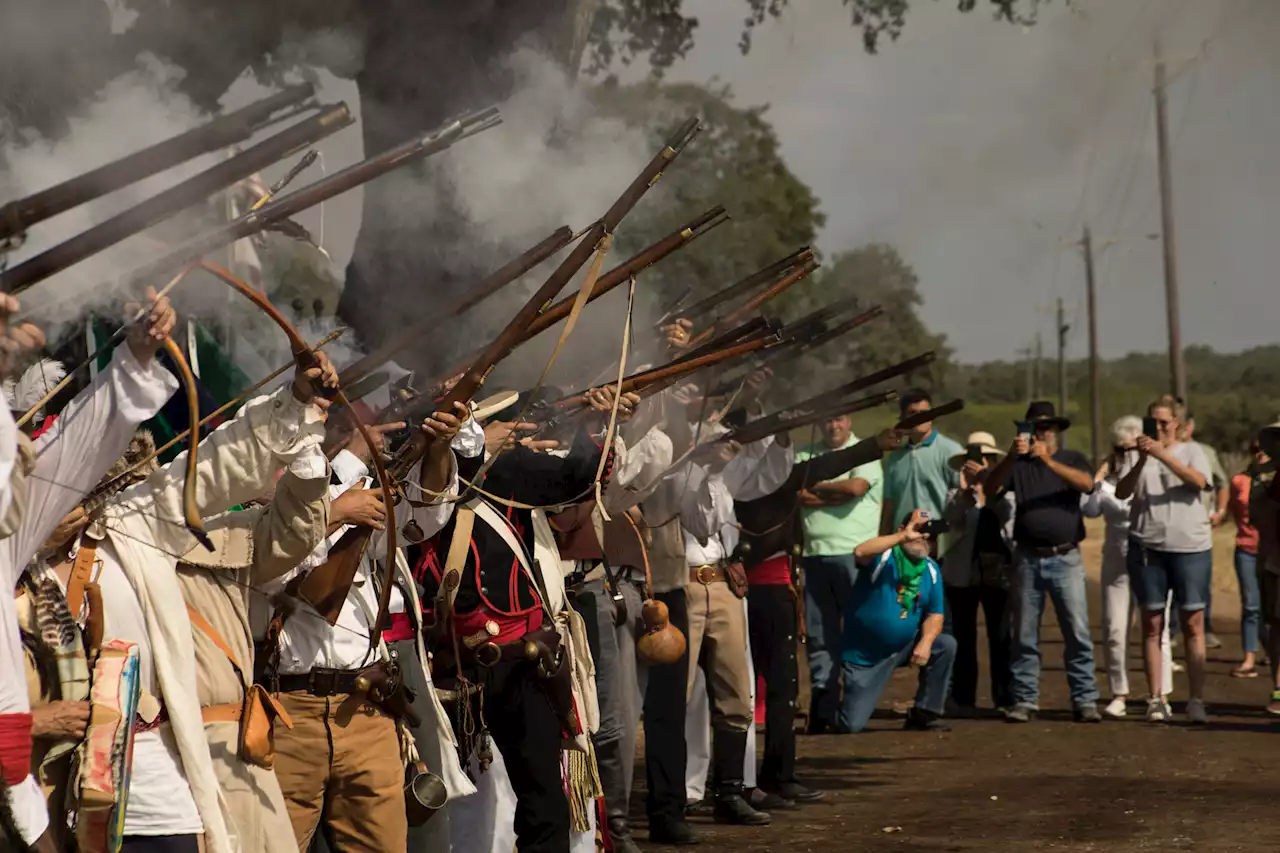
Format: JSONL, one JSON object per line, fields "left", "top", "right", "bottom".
{"left": 948, "top": 431, "right": 1004, "bottom": 471}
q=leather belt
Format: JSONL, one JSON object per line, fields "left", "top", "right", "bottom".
{"left": 201, "top": 703, "right": 242, "bottom": 724}
{"left": 1028, "top": 542, "right": 1078, "bottom": 557}
{"left": 133, "top": 706, "right": 169, "bottom": 734}
{"left": 690, "top": 564, "right": 727, "bottom": 585}
{"left": 276, "top": 666, "right": 372, "bottom": 697}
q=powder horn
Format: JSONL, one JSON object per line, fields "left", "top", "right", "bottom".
{"left": 637, "top": 599, "right": 687, "bottom": 666}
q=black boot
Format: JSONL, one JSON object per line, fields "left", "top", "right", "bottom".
{"left": 904, "top": 707, "right": 951, "bottom": 732}
{"left": 608, "top": 817, "right": 643, "bottom": 853}
{"left": 711, "top": 729, "right": 771, "bottom": 826}
{"left": 649, "top": 818, "right": 701, "bottom": 845}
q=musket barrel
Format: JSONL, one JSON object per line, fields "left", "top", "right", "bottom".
{"left": 57, "top": 107, "right": 497, "bottom": 300}
{"left": 0, "top": 84, "right": 315, "bottom": 242}
{"left": 1, "top": 104, "right": 353, "bottom": 294}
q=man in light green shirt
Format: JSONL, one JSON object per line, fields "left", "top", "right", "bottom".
{"left": 797, "top": 414, "right": 883, "bottom": 732}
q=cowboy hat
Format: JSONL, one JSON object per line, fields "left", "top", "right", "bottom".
{"left": 1017, "top": 400, "right": 1070, "bottom": 431}
{"left": 948, "top": 431, "right": 1004, "bottom": 471}
{"left": 1259, "top": 420, "right": 1280, "bottom": 458}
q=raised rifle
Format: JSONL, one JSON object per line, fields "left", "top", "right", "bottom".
{"left": 727, "top": 390, "right": 899, "bottom": 445}
{"left": 11, "top": 107, "right": 502, "bottom": 299}
{"left": 729, "top": 351, "right": 938, "bottom": 438}
{"left": 685, "top": 257, "right": 819, "bottom": 349}
{"left": 1, "top": 103, "right": 354, "bottom": 293}
{"left": 313, "top": 117, "right": 704, "bottom": 628}
{"left": 0, "top": 84, "right": 316, "bottom": 244}
{"left": 338, "top": 224, "right": 577, "bottom": 388}
{"left": 656, "top": 247, "right": 813, "bottom": 328}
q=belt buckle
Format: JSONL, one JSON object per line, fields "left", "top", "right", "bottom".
{"left": 475, "top": 642, "right": 502, "bottom": 668}
{"left": 696, "top": 565, "right": 716, "bottom": 584}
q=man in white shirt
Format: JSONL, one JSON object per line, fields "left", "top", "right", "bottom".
{"left": 0, "top": 289, "right": 180, "bottom": 853}
{"left": 263, "top": 402, "right": 474, "bottom": 853}
{"left": 678, "top": 428, "right": 793, "bottom": 826}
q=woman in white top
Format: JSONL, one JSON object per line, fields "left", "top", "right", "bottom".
{"left": 1082, "top": 416, "right": 1173, "bottom": 718}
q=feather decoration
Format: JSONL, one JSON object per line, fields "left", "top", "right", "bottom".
{"left": 3, "top": 358, "right": 67, "bottom": 421}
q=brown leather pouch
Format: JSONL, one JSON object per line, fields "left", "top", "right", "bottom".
{"left": 240, "top": 684, "right": 292, "bottom": 769}
{"left": 724, "top": 562, "right": 749, "bottom": 599}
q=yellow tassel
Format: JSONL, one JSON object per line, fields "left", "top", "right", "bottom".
{"left": 566, "top": 740, "right": 603, "bottom": 833}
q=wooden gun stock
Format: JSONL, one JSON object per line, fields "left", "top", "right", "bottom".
{"left": 728, "top": 390, "right": 898, "bottom": 445}
{"left": 296, "top": 525, "right": 374, "bottom": 626}
{"left": 686, "top": 258, "right": 819, "bottom": 349}
{"left": 661, "top": 246, "right": 814, "bottom": 327}
{"left": 0, "top": 84, "right": 315, "bottom": 243}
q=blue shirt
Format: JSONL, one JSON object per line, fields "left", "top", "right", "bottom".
{"left": 842, "top": 549, "right": 944, "bottom": 667}
{"left": 882, "top": 429, "right": 963, "bottom": 522}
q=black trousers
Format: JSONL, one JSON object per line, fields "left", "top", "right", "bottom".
{"left": 946, "top": 583, "right": 1012, "bottom": 708}
{"left": 643, "top": 588, "right": 690, "bottom": 824}
{"left": 747, "top": 584, "right": 797, "bottom": 789}
{"left": 456, "top": 658, "right": 570, "bottom": 853}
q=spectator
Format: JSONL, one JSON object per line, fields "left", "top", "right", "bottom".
{"left": 1117, "top": 395, "right": 1213, "bottom": 724}
{"left": 983, "top": 401, "right": 1100, "bottom": 723}
{"left": 1228, "top": 440, "right": 1267, "bottom": 678}
{"left": 796, "top": 414, "right": 884, "bottom": 734}
{"left": 881, "top": 388, "right": 963, "bottom": 541}
{"left": 1250, "top": 422, "right": 1280, "bottom": 714}
{"left": 942, "top": 432, "right": 1014, "bottom": 716}
{"left": 839, "top": 510, "right": 956, "bottom": 733}
{"left": 1082, "top": 416, "right": 1174, "bottom": 717}
{"left": 1182, "top": 412, "right": 1229, "bottom": 649}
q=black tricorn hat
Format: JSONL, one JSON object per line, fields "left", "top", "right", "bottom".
{"left": 1019, "top": 400, "right": 1070, "bottom": 430}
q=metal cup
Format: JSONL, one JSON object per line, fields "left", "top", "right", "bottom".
{"left": 405, "top": 761, "right": 448, "bottom": 825}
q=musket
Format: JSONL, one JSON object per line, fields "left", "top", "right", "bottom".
{"left": 0, "top": 84, "right": 316, "bottom": 243}
{"left": 727, "top": 390, "right": 898, "bottom": 445}
{"left": 685, "top": 258, "right": 819, "bottom": 348}
{"left": 657, "top": 246, "right": 813, "bottom": 327}
{"left": 338, "top": 224, "right": 577, "bottom": 387}
{"left": 673, "top": 316, "right": 774, "bottom": 364}
{"left": 730, "top": 351, "right": 938, "bottom": 438}
{"left": 533, "top": 331, "right": 782, "bottom": 433}
{"left": 428, "top": 116, "right": 702, "bottom": 421}
{"left": 11, "top": 107, "right": 502, "bottom": 298}
{"left": 707, "top": 305, "right": 885, "bottom": 396}
{"left": 1, "top": 104, "right": 354, "bottom": 293}
{"left": 435, "top": 205, "right": 728, "bottom": 381}
{"left": 895, "top": 399, "right": 965, "bottom": 430}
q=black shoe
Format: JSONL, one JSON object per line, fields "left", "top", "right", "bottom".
{"left": 713, "top": 793, "right": 772, "bottom": 826}
{"left": 609, "top": 818, "right": 643, "bottom": 853}
{"left": 749, "top": 788, "right": 796, "bottom": 811}
{"left": 806, "top": 716, "right": 831, "bottom": 735}
{"left": 685, "top": 797, "right": 714, "bottom": 818}
{"left": 772, "top": 781, "right": 825, "bottom": 803}
{"left": 649, "top": 819, "right": 701, "bottom": 845}
{"left": 903, "top": 708, "right": 951, "bottom": 732}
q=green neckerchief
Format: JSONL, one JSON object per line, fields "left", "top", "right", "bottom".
{"left": 892, "top": 545, "right": 929, "bottom": 617}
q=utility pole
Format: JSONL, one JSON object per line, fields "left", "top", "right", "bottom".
{"left": 1057, "top": 297, "right": 1070, "bottom": 449}
{"left": 1034, "top": 332, "right": 1044, "bottom": 399}
{"left": 1082, "top": 226, "right": 1102, "bottom": 466}
{"left": 1154, "top": 40, "right": 1187, "bottom": 402}
{"left": 1018, "top": 346, "right": 1033, "bottom": 403}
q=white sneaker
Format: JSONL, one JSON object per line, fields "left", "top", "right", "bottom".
{"left": 1145, "top": 697, "right": 1168, "bottom": 723}
{"left": 1186, "top": 698, "right": 1209, "bottom": 725}
{"left": 1103, "top": 697, "right": 1128, "bottom": 719}
{"left": 1172, "top": 660, "right": 1186, "bottom": 673}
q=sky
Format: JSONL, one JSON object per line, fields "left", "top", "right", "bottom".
{"left": 651, "top": 0, "right": 1279, "bottom": 363}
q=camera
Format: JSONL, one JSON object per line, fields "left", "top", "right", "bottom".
{"left": 1142, "top": 416, "right": 1160, "bottom": 441}
{"left": 919, "top": 519, "right": 950, "bottom": 537}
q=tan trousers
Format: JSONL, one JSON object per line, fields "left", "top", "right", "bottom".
{"left": 272, "top": 691, "right": 407, "bottom": 853}
{"left": 684, "top": 578, "right": 753, "bottom": 731}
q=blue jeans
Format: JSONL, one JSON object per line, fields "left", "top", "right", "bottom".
{"left": 1009, "top": 547, "right": 1099, "bottom": 709}
{"left": 838, "top": 633, "right": 957, "bottom": 733}
{"left": 1129, "top": 542, "right": 1213, "bottom": 612}
{"left": 803, "top": 554, "right": 856, "bottom": 726}
{"left": 1235, "top": 548, "right": 1262, "bottom": 654}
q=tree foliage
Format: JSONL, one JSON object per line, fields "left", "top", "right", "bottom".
{"left": 584, "top": 0, "right": 1050, "bottom": 75}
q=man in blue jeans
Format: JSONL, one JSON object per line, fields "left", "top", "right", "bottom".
{"left": 797, "top": 414, "right": 885, "bottom": 733}
{"left": 982, "top": 401, "right": 1101, "bottom": 723}
{"left": 839, "top": 510, "right": 956, "bottom": 733}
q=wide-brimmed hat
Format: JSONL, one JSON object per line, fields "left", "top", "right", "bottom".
{"left": 1018, "top": 400, "right": 1070, "bottom": 431}
{"left": 949, "top": 431, "right": 1004, "bottom": 470}
{"left": 473, "top": 390, "right": 520, "bottom": 423}
{"left": 1259, "top": 421, "right": 1280, "bottom": 458}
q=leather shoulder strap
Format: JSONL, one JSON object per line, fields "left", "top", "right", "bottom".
{"left": 436, "top": 505, "right": 476, "bottom": 616}
{"left": 65, "top": 536, "right": 99, "bottom": 620}
{"left": 186, "top": 603, "right": 244, "bottom": 680}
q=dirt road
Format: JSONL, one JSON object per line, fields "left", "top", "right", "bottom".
{"left": 638, "top": 523, "right": 1280, "bottom": 852}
